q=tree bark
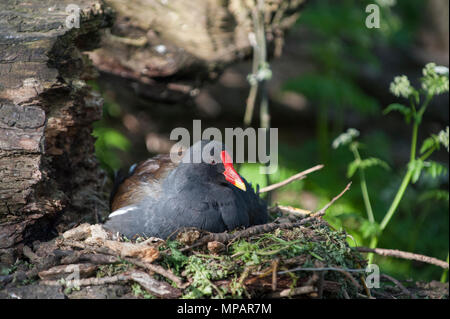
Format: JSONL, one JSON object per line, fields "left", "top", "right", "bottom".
{"left": 0, "top": 0, "right": 112, "bottom": 264}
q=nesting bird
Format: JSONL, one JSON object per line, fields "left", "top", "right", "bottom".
{"left": 104, "top": 140, "right": 268, "bottom": 239}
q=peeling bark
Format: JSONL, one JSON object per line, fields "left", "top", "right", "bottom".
{"left": 0, "top": 0, "right": 112, "bottom": 264}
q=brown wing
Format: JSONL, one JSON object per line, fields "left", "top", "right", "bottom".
{"left": 110, "top": 154, "right": 179, "bottom": 211}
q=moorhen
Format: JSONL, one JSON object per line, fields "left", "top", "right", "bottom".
{"left": 104, "top": 140, "right": 268, "bottom": 239}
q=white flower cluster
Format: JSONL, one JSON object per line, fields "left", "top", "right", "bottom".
{"left": 438, "top": 126, "right": 449, "bottom": 152}
{"left": 421, "top": 63, "right": 449, "bottom": 96}
{"left": 389, "top": 75, "right": 413, "bottom": 98}
{"left": 332, "top": 128, "right": 360, "bottom": 149}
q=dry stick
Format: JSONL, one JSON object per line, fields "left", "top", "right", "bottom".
{"left": 182, "top": 182, "right": 352, "bottom": 251}
{"left": 317, "top": 272, "right": 325, "bottom": 299}
{"left": 342, "top": 290, "right": 351, "bottom": 299}
{"left": 269, "top": 205, "right": 313, "bottom": 218}
{"left": 41, "top": 273, "right": 130, "bottom": 287}
{"left": 316, "top": 182, "right": 352, "bottom": 216}
{"left": 123, "top": 257, "right": 186, "bottom": 288}
{"left": 357, "top": 292, "right": 376, "bottom": 299}
{"left": 181, "top": 216, "right": 322, "bottom": 252}
{"left": 381, "top": 274, "right": 417, "bottom": 299}
{"left": 269, "top": 285, "right": 317, "bottom": 298}
{"left": 355, "top": 247, "right": 449, "bottom": 270}
{"left": 41, "top": 271, "right": 181, "bottom": 298}
{"left": 259, "top": 164, "right": 324, "bottom": 193}
{"left": 61, "top": 240, "right": 186, "bottom": 287}
{"left": 22, "top": 246, "right": 40, "bottom": 264}
{"left": 278, "top": 266, "right": 365, "bottom": 289}
{"left": 271, "top": 259, "right": 279, "bottom": 291}
{"left": 335, "top": 268, "right": 361, "bottom": 290}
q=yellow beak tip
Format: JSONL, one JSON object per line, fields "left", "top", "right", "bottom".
{"left": 235, "top": 181, "right": 246, "bottom": 192}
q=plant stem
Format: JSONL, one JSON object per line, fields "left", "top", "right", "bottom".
{"left": 410, "top": 121, "right": 419, "bottom": 162}
{"left": 351, "top": 146, "right": 375, "bottom": 224}
{"left": 375, "top": 93, "right": 434, "bottom": 248}
{"left": 379, "top": 168, "right": 413, "bottom": 231}
{"left": 351, "top": 144, "right": 377, "bottom": 264}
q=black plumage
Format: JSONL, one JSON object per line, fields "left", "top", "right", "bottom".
{"left": 104, "top": 140, "right": 268, "bottom": 239}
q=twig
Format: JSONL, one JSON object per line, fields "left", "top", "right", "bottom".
{"left": 357, "top": 292, "right": 376, "bottom": 299}
{"left": 316, "top": 182, "right": 352, "bottom": 216}
{"left": 317, "top": 272, "right": 325, "bottom": 299}
{"left": 22, "top": 246, "right": 40, "bottom": 264}
{"left": 268, "top": 285, "right": 316, "bottom": 298}
{"left": 342, "top": 290, "right": 350, "bottom": 299}
{"left": 335, "top": 268, "right": 361, "bottom": 290}
{"left": 271, "top": 258, "right": 279, "bottom": 291}
{"left": 381, "top": 274, "right": 417, "bottom": 299}
{"left": 355, "top": 247, "right": 449, "bottom": 270}
{"left": 278, "top": 267, "right": 366, "bottom": 275}
{"left": 181, "top": 215, "right": 322, "bottom": 252}
{"left": 123, "top": 257, "right": 186, "bottom": 288}
{"left": 41, "top": 271, "right": 181, "bottom": 298}
{"left": 259, "top": 165, "right": 324, "bottom": 193}
{"left": 269, "top": 205, "right": 312, "bottom": 218}
{"left": 41, "top": 273, "right": 130, "bottom": 287}
{"left": 371, "top": 289, "right": 396, "bottom": 299}
{"left": 360, "top": 273, "right": 372, "bottom": 299}
{"left": 61, "top": 238, "right": 186, "bottom": 287}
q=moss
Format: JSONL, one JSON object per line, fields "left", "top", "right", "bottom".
{"left": 156, "top": 221, "right": 365, "bottom": 299}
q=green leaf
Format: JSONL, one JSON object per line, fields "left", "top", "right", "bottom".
{"left": 424, "top": 161, "right": 448, "bottom": 179}
{"left": 359, "top": 220, "right": 381, "bottom": 239}
{"left": 408, "top": 159, "right": 425, "bottom": 183}
{"left": 420, "top": 135, "right": 440, "bottom": 154}
{"left": 347, "top": 159, "right": 360, "bottom": 178}
{"left": 383, "top": 103, "right": 412, "bottom": 123}
{"left": 419, "top": 190, "right": 449, "bottom": 204}
{"left": 346, "top": 157, "right": 390, "bottom": 178}
{"left": 359, "top": 157, "right": 390, "bottom": 171}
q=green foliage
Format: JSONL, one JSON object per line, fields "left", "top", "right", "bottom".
{"left": 347, "top": 157, "right": 390, "bottom": 178}
{"left": 424, "top": 161, "right": 448, "bottom": 180}
{"left": 406, "top": 158, "right": 448, "bottom": 184}
{"left": 177, "top": 225, "right": 361, "bottom": 298}
{"left": 182, "top": 255, "right": 233, "bottom": 298}
{"left": 161, "top": 241, "right": 189, "bottom": 275}
{"left": 93, "top": 125, "right": 131, "bottom": 173}
{"left": 284, "top": 74, "right": 379, "bottom": 115}
{"left": 329, "top": 62, "right": 449, "bottom": 273}
{"left": 419, "top": 190, "right": 450, "bottom": 204}
{"left": 383, "top": 103, "right": 412, "bottom": 123}
{"left": 420, "top": 135, "right": 441, "bottom": 155}
{"left": 89, "top": 80, "right": 131, "bottom": 173}
{"left": 131, "top": 283, "right": 155, "bottom": 299}
{"left": 359, "top": 219, "right": 381, "bottom": 239}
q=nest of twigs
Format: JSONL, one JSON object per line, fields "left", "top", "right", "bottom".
{"left": 0, "top": 213, "right": 363, "bottom": 299}
{"left": 1, "top": 178, "right": 447, "bottom": 299}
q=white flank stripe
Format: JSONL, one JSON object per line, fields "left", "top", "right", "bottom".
{"left": 108, "top": 206, "right": 137, "bottom": 218}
